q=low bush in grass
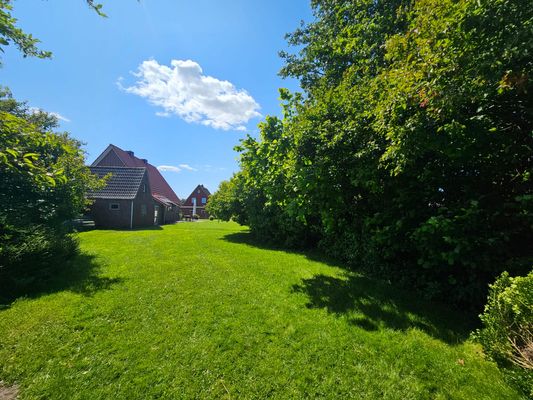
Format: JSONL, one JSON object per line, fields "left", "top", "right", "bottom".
{"left": 0, "top": 226, "right": 79, "bottom": 301}
{"left": 475, "top": 271, "right": 533, "bottom": 397}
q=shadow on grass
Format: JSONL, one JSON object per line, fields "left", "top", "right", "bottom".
{"left": 0, "top": 252, "right": 123, "bottom": 309}
{"left": 222, "top": 231, "right": 474, "bottom": 344}
{"left": 222, "top": 231, "right": 340, "bottom": 263}
{"left": 291, "top": 273, "right": 474, "bottom": 344}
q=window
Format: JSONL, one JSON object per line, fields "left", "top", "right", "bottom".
{"left": 141, "top": 204, "right": 147, "bottom": 217}
{"left": 143, "top": 184, "right": 146, "bottom": 193}
{"left": 201, "top": 197, "right": 207, "bottom": 204}
{"left": 109, "top": 203, "right": 120, "bottom": 210}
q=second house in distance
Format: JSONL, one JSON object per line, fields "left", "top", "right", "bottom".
{"left": 181, "top": 184, "right": 211, "bottom": 219}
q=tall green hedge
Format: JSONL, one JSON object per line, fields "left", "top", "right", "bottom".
{"left": 209, "top": 0, "right": 533, "bottom": 307}
{"left": 211, "top": 0, "right": 533, "bottom": 309}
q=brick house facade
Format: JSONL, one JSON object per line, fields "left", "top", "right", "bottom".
{"left": 181, "top": 184, "right": 211, "bottom": 219}
{"left": 88, "top": 144, "right": 181, "bottom": 228}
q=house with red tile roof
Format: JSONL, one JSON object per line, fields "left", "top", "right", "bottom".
{"left": 181, "top": 184, "right": 211, "bottom": 219}
{"left": 88, "top": 144, "right": 181, "bottom": 228}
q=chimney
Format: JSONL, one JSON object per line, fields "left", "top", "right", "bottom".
{"left": 141, "top": 159, "right": 148, "bottom": 164}
{"left": 126, "top": 150, "right": 134, "bottom": 157}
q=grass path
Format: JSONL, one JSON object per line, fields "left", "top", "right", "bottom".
{"left": 0, "top": 222, "right": 523, "bottom": 399}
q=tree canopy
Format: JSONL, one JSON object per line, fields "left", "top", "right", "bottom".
{"left": 0, "top": 0, "right": 105, "bottom": 62}
{"left": 208, "top": 0, "right": 533, "bottom": 308}
{"left": 0, "top": 88, "right": 103, "bottom": 295}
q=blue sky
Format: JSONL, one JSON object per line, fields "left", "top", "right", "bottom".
{"left": 1, "top": 0, "right": 312, "bottom": 198}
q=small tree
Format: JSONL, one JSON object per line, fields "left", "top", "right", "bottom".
{"left": 0, "top": 89, "right": 103, "bottom": 295}
{"left": 206, "top": 177, "right": 245, "bottom": 223}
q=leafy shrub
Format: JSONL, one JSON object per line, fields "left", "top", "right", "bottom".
{"left": 0, "top": 227, "right": 79, "bottom": 301}
{"left": 192, "top": 214, "right": 199, "bottom": 220}
{"left": 210, "top": 0, "right": 533, "bottom": 308}
{"left": 206, "top": 176, "right": 247, "bottom": 224}
{"left": 209, "top": 215, "right": 214, "bottom": 221}
{"left": 0, "top": 88, "right": 102, "bottom": 300}
{"left": 476, "top": 271, "right": 533, "bottom": 397}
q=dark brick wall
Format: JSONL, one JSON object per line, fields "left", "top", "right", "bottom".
{"left": 181, "top": 206, "right": 209, "bottom": 219}
{"left": 91, "top": 198, "right": 156, "bottom": 229}
{"left": 90, "top": 199, "right": 133, "bottom": 229}
{"left": 162, "top": 204, "right": 179, "bottom": 224}
{"left": 98, "top": 150, "right": 125, "bottom": 167}
{"left": 132, "top": 173, "right": 156, "bottom": 226}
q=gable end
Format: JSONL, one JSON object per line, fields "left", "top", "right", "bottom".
{"left": 91, "top": 145, "right": 127, "bottom": 167}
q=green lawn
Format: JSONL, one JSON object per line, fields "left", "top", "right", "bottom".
{"left": 0, "top": 222, "right": 523, "bottom": 399}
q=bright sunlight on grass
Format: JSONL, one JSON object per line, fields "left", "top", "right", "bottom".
{"left": 0, "top": 222, "right": 523, "bottom": 399}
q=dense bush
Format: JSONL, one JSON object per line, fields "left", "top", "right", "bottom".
{"left": 0, "top": 89, "right": 102, "bottom": 299}
{"left": 0, "top": 2, "right": 107, "bottom": 301}
{"left": 206, "top": 177, "right": 244, "bottom": 223}
{"left": 208, "top": 0, "right": 533, "bottom": 308}
{"left": 476, "top": 271, "right": 533, "bottom": 397}
{"left": 0, "top": 227, "right": 79, "bottom": 293}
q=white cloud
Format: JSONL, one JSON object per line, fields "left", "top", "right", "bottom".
{"left": 157, "top": 164, "right": 197, "bottom": 173}
{"left": 157, "top": 165, "right": 182, "bottom": 173}
{"left": 120, "top": 59, "right": 261, "bottom": 131}
{"left": 178, "top": 164, "right": 197, "bottom": 171}
{"left": 201, "top": 164, "right": 227, "bottom": 172}
{"left": 29, "top": 107, "right": 70, "bottom": 122}
{"left": 50, "top": 112, "right": 70, "bottom": 122}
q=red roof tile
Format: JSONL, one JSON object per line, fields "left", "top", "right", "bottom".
{"left": 103, "top": 145, "right": 181, "bottom": 205}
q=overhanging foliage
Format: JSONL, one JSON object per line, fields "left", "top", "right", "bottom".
{"left": 208, "top": 0, "right": 533, "bottom": 308}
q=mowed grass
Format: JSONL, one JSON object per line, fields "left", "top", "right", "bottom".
{"left": 0, "top": 222, "right": 523, "bottom": 399}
